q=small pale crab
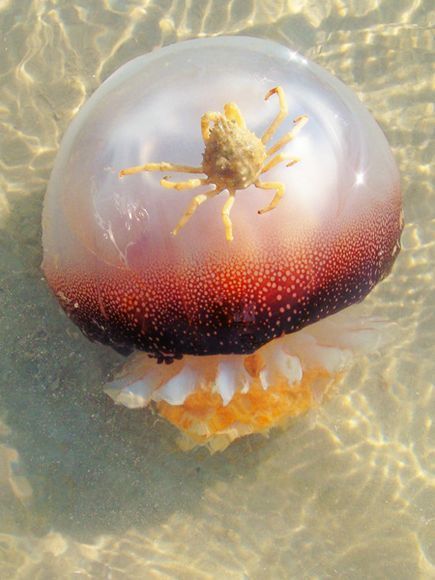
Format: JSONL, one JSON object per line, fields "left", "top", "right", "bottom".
{"left": 119, "top": 86, "right": 308, "bottom": 241}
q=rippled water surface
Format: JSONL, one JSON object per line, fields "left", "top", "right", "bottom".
{"left": 0, "top": 1, "right": 433, "bottom": 578}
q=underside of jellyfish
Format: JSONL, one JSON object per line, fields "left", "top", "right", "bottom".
{"left": 105, "top": 307, "right": 390, "bottom": 452}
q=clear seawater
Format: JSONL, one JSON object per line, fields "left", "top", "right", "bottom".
{"left": 0, "top": 1, "right": 433, "bottom": 578}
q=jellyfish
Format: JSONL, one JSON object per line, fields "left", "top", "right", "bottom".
{"left": 42, "top": 37, "right": 403, "bottom": 451}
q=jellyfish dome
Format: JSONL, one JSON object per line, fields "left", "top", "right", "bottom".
{"left": 42, "top": 37, "right": 402, "bottom": 451}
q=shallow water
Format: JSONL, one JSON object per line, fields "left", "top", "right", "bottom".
{"left": 0, "top": 1, "right": 433, "bottom": 578}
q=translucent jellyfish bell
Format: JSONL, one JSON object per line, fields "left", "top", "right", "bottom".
{"left": 42, "top": 37, "right": 403, "bottom": 451}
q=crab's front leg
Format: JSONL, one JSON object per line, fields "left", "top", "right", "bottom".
{"left": 224, "top": 103, "right": 246, "bottom": 128}
{"left": 254, "top": 181, "right": 285, "bottom": 214}
{"left": 201, "top": 112, "right": 221, "bottom": 142}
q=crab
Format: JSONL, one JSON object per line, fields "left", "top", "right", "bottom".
{"left": 119, "top": 86, "right": 308, "bottom": 242}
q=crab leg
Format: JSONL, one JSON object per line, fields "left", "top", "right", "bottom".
{"left": 172, "top": 189, "right": 222, "bottom": 236}
{"left": 119, "top": 162, "right": 203, "bottom": 177}
{"left": 266, "top": 115, "right": 308, "bottom": 157}
{"left": 224, "top": 103, "right": 246, "bottom": 128}
{"left": 254, "top": 181, "right": 285, "bottom": 214}
{"left": 221, "top": 191, "right": 236, "bottom": 242}
{"left": 260, "top": 154, "right": 300, "bottom": 174}
{"left": 201, "top": 112, "right": 221, "bottom": 142}
{"left": 160, "top": 177, "right": 208, "bottom": 191}
{"left": 261, "top": 86, "right": 288, "bottom": 145}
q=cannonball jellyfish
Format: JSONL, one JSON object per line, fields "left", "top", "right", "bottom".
{"left": 42, "top": 37, "right": 403, "bottom": 451}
